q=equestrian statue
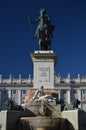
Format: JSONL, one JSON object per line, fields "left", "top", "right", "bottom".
{"left": 28, "top": 8, "right": 55, "bottom": 50}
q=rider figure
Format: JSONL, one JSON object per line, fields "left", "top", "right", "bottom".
{"left": 34, "top": 9, "right": 51, "bottom": 39}
{"left": 30, "top": 9, "right": 50, "bottom": 38}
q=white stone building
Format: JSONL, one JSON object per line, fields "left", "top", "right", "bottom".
{"left": 0, "top": 73, "right": 86, "bottom": 111}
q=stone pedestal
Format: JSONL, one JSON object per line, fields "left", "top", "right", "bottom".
{"left": 30, "top": 50, "right": 57, "bottom": 88}
{"left": 0, "top": 110, "right": 32, "bottom": 130}
{"left": 61, "top": 110, "right": 86, "bottom": 130}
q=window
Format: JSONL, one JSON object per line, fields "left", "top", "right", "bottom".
{"left": 73, "top": 90, "right": 76, "bottom": 94}
{"left": 63, "top": 90, "right": 66, "bottom": 94}
{"left": 12, "top": 90, "right": 16, "bottom": 94}
{"left": 22, "top": 90, "right": 26, "bottom": 94}
{"left": 83, "top": 90, "right": 86, "bottom": 94}
{"left": 4, "top": 90, "right": 7, "bottom": 94}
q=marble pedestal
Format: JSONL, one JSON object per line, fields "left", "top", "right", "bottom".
{"left": 30, "top": 50, "right": 57, "bottom": 89}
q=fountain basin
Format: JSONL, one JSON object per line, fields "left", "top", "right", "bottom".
{"left": 20, "top": 116, "right": 72, "bottom": 130}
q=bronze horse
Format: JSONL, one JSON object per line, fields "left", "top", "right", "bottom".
{"left": 29, "top": 8, "right": 54, "bottom": 50}
{"left": 4, "top": 100, "right": 24, "bottom": 111}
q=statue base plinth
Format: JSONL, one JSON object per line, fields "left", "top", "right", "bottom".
{"left": 34, "top": 50, "right": 53, "bottom": 54}
{"left": 30, "top": 50, "right": 57, "bottom": 89}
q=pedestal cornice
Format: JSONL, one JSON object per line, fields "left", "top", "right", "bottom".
{"left": 30, "top": 50, "right": 57, "bottom": 66}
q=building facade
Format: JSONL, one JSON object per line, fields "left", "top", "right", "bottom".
{"left": 0, "top": 73, "right": 86, "bottom": 111}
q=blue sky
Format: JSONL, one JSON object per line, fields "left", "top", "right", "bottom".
{"left": 0, "top": 0, "right": 86, "bottom": 79}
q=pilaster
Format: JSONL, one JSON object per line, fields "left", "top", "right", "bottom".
{"left": 67, "top": 90, "right": 71, "bottom": 104}
{"left": 77, "top": 89, "right": 82, "bottom": 109}
{"left": 58, "top": 90, "right": 61, "bottom": 101}
{"left": 8, "top": 90, "right": 11, "bottom": 99}
{"left": 18, "top": 90, "right": 21, "bottom": 105}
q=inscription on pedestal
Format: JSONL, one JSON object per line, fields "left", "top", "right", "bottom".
{"left": 38, "top": 67, "right": 50, "bottom": 82}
